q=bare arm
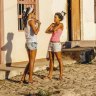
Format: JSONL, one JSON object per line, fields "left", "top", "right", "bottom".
{"left": 45, "top": 23, "right": 55, "bottom": 34}
{"left": 29, "top": 19, "right": 41, "bottom": 35}
{"left": 46, "top": 23, "right": 63, "bottom": 34}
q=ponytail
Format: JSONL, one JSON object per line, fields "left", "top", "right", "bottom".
{"left": 22, "top": 7, "right": 30, "bottom": 28}
{"left": 61, "top": 11, "right": 66, "bottom": 17}
{"left": 55, "top": 11, "right": 66, "bottom": 21}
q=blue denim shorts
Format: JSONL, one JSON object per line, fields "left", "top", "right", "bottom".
{"left": 26, "top": 42, "right": 37, "bottom": 50}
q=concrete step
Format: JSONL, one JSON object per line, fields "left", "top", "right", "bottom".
{"left": 62, "top": 40, "right": 96, "bottom": 48}
{"left": 61, "top": 40, "right": 96, "bottom": 62}
{"left": 62, "top": 47, "right": 96, "bottom": 64}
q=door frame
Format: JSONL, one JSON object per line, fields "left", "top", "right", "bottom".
{"left": 0, "top": 0, "right": 4, "bottom": 64}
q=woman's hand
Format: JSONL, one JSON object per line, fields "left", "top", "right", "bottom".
{"left": 31, "top": 17, "right": 41, "bottom": 25}
{"left": 49, "top": 23, "right": 55, "bottom": 31}
{"left": 45, "top": 23, "right": 55, "bottom": 34}
{"left": 53, "top": 23, "right": 63, "bottom": 32}
{"left": 36, "top": 20, "right": 41, "bottom": 24}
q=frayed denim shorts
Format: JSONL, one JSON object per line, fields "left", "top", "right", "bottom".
{"left": 26, "top": 42, "right": 37, "bottom": 50}
{"left": 48, "top": 42, "right": 61, "bottom": 52}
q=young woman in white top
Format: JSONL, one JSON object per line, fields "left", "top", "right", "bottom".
{"left": 21, "top": 7, "right": 41, "bottom": 83}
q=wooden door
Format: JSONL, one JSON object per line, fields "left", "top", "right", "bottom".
{"left": 71, "top": 0, "right": 81, "bottom": 40}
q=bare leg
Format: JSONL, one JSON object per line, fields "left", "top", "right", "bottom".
{"left": 21, "top": 50, "right": 30, "bottom": 82}
{"left": 52, "top": 52, "right": 54, "bottom": 65}
{"left": 21, "top": 63, "right": 29, "bottom": 82}
{"left": 29, "top": 50, "right": 37, "bottom": 83}
{"left": 55, "top": 52, "right": 63, "bottom": 80}
{"left": 46, "top": 51, "right": 54, "bottom": 79}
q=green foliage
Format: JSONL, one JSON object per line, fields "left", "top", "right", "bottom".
{"left": 37, "top": 89, "right": 52, "bottom": 96}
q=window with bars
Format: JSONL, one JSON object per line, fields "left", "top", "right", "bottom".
{"left": 17, "top": 0, "right": 38, "bottom": 31}
{"left": 95, "top": 0, "right": 96, "bottom": 23}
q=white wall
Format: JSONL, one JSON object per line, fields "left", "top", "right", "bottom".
{"left": 3, "top": 0, "right": 27, "bottom": 64}
{"left": 51, "top": 0, "right": 68, "bottom": 42}
{"left": 37, "top": 0, "right": 68, "bottom": 59}
{"left": 36, "top": 0, "right": 53, "bottom": 59}
{"left": 81, "top": 0, "right": 96, "bottom": 40}
{"left": 3, "top": 0, "right": 96, "bottom": 64}
{"left": 3, "top": 0, "right": 68, "bottom": 63}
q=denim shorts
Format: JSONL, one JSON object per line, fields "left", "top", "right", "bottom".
{"left": 48, "top": 42, "right": 61, "bottom": 52}
{"left": 26, "top": 42, "right": 37, "bottom": 50}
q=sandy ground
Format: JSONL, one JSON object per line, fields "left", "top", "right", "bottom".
{"left": 0, "top": 59, "right": 96, "bottom": 96}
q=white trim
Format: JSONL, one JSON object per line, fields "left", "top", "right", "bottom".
{"left": 0, "top": 0, "right": 4, "bottom": 64}
{"left": 80, "top": 0, "right": 84, "bottom": 40}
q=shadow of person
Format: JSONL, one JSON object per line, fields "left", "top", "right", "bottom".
{"left": 1, "top": 32, "right": 14, "bottom": 79}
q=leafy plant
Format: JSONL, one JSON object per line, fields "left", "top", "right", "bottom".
{"left": 37, "top": 89, "right": 52, "bottom": 96}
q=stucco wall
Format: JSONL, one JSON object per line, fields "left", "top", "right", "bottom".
{"left": 81, "top": 0, "right": 96, "bottom": 40}
{"left": 3, "top": 0, "right": 68, "bottom": 63}
{"left": 3, "top": 0, "right": 27, "bottom": 64}
{"left": 3, "top": 0, "right": 96, "bottom": 64}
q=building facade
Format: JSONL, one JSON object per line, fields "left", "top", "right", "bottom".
{"left": 0, "top": 0, "right": 96, "bottom": 64}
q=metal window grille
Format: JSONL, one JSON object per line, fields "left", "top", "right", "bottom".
{"left": 17, "top": 0, "right": 38, "bottom": 31}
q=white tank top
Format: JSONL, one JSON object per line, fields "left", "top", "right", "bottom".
{"left": 24, "top": 19, "right": 37, "bottom": 43}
